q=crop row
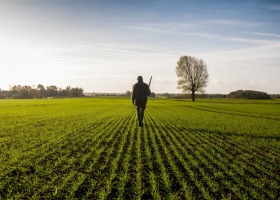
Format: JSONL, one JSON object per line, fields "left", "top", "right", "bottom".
{"left": 148, "top": 111, "right": 279, "bottom": 199}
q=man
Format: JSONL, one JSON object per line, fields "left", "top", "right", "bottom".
{"left": 132, "top": 76, "right": 151, "bottom": 127}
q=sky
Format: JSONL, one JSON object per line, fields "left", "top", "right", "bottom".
{"left": 0, "top": 0, "right": 280, "bottom": 94}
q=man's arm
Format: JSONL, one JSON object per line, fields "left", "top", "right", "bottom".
{"left": 131, "top": 85, "right": 135, "bottom": 104}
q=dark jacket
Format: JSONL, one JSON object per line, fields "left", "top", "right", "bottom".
{"left": 132, "top": 81, "right": 151, "bottom": 105}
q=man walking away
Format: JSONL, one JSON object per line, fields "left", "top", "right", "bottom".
{"left": 132, "top": 76, "right": 151, "bottom": 127}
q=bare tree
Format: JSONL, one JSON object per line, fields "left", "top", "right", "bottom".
{"left": 176, "top": 55, "right": 209, "bottom": 101}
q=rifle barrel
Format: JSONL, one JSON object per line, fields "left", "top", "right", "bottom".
{"left": 149, "top": 76, "right": 152, "bottom": 87}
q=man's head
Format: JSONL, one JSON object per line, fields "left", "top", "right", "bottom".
{"left": 137, "top": 76, "right": 143, "bottom": 82}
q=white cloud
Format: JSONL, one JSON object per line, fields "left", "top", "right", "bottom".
{"left": 244, "top": 32, "right": 280, "bottom": 38}
{"left": 201, "top": 42, "right": 280, "bottom": 63}
{"left": 204, "top": 19, "right": 242, "bottom": 25}
{"left": 121, "top": 21, "right": 277, "bottom": 46}
{"left": 120, "top": 25, "right": 173, "bottom": 34}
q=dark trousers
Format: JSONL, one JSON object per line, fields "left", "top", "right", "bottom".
{"left": 136, "top": 104, "right": 146, "bottom": 123}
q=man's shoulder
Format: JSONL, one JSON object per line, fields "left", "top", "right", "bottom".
{"left": 133, "top": 82, "right": 149, "bottom": 88}
{"left": 140, "top": 82, "right": 148, "bottom": 86}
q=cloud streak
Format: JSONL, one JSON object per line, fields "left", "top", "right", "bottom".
{"left": 245, "top": 32, "right": 280, "bottom": 38}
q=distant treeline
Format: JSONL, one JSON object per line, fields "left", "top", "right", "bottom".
{"left": 227, "top": 90, "right": 271, "bottom": 100}
{"left": 0, "top": 84, "right": 84, "bottom": 99}
{"left": 157, "top": 93, "right": 227, "bottom": 99}
{"left": 157, "top": 90, "right": 278, "bottom": 99}
{"left": 1, "top": 86, "right": 278, "bottom": 100}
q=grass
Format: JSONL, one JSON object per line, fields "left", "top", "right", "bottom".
{"left": 0, "top": 98, "right": 280, "bottom": 199}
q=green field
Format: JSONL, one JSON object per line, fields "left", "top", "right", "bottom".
{"left": 1, "top": 98, "right": 280, "bottom": 199}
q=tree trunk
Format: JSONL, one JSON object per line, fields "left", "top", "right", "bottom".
{"left": 191, "top": 90, "right": 195, "bottom": 102}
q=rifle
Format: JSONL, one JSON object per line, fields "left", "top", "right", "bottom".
{"left": 148, "top": 76, "right": 152, "bottom": 87}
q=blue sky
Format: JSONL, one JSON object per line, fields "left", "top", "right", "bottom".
{"left": 0, "top": 0, "right": 280, "bottom": 93}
